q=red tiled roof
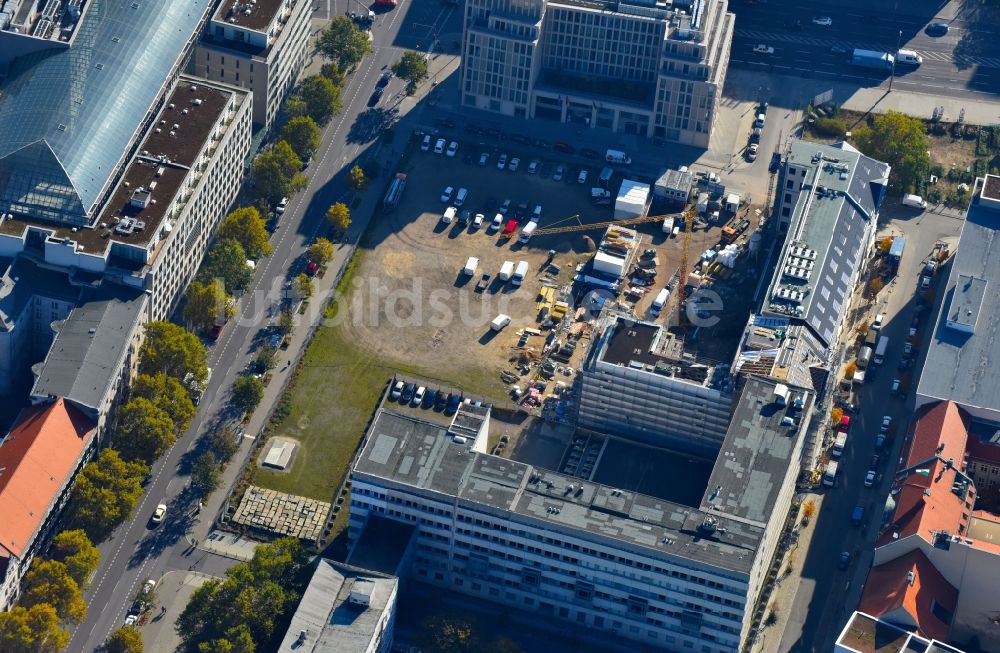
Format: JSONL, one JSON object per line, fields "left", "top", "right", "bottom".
{"left": 905, "top": 401, "right": 969, "bottom": 468}
{"left": 859, "top": 549, "right": 957, "bottom": 642}
{"left": 0, "top": 400, "right": 95, "bottom": 558}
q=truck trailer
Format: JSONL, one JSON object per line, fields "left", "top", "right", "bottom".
{"left": 874, "top": 335, "right": 889, "bottom": 366}
{"left": 851, "top": 48, "right": 894, "bottom": 70}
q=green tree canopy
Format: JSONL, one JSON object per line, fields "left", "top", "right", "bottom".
{"left": 392, "top": 52, "right": 429, "bottom": 94}
{"left": 69, "top": 449, "right": 148, "bottom": 541}
{"left": 21, "top": 559, "right": 87, "bottom": 624}
{"left": 185, "top": 280, "right": 234, "bottom": 334}
{"left": 218, "top": 207, "right": 274, "bottom": 260}
{"left": 139, "top": 321, "right": 208, "bottom": 383}
{"left": 280, "top": 116, "right": 322, "bottom": 162}
{"left": 316, "top": 17, "right": 372, "bottom": 72}
{"left": 50, "top": 529, "right": 100, "bottom": 589}
{"left": 319, "top": 62, "right": 345, "bottom": 86}
{"left": 347, "top": 165, "right": 367, "bottom": 193}
{"left": 131, "top": 372, "right": 196, "bottom": 433}
{"left": 307, "top": 238, "right": 334, "bottom": 265}
{"left": 230, "top": 376, "right": 264, "bottom": 415}
{"left": 208, "top": 425, "right": 240, "bottom": 464}
{"left": 325, "top": 202, "right": 351, "bottom": 233}
{"left": 853, "top": 110, "right": 930, "bottom": 192}
{"left": 0, "top": 604, "right": 69, "bottom": 653}
{"left": 191, "top": 451, "right": 221, "bottom": 496}
{"left": 176, "top": 538, "right": 309, "bottom": 651}
{"left": 277, "top": 309, "right": 294, "bottom": 335}
{"left": 254, "top": 343, "right": 278, "bottom": 372}
{"left": 417, "top": 613, "right": 481, "bottom": 653}
{"left": 298, "top": 75, "right": 342, "bottom": 124}
{"left": 295, "top": 273, "right": 314, "bottom": 300}
{"left": 251, "top": 141, "right": 306, "bottom": 206}
{"left": 201, "top": 238, "right": 253, "bottom": 295}
{"left": 114, "top": 397, "right": 177, "bottom": 463}
{"left": 106, "top": 626, "right": 143, "bottom": 653}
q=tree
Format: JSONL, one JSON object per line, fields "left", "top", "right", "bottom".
{"left": 209, "top": 425, "right": 241, "bottom": 464}
{"left": 830, "top": 407, "right": 844, "bottom": 427}
{"left": 185, "top": 280, "right": 234, "bottom": 334}
{"left": 201, "top": 239, "right": 253, "bottom": 295}
{"left": 131, "top": 373, "right": 196, "bottom": 433}
{"left": 277, "top": 309, "right": 294, "bottom": 335}
{"left": 191, "top": 452, "right": 221, "bottom": 495}
{"left": 21, "top": 559, "right": 87, "bottom": 624}
{"left": 254, "top": 344, "right": 278, "bottom": 372}
{"left": 307, "top": 238, "right": 334, "bottom": 266}
{"left": 801, "top": 500, "right": 817, "bottom": 519}
{"left": 845, "top": 361, "right": 858, "bottom": 379}
{"left": 70, "top": 449, "right": 148, "bottom": 541}
{"left": 280, "top": 116, "right": 322, "bottom": 162}
{"left": 0, "top": 605, "right": 69, "bottom": 653}
{"left": 392, "top": 52, "right": 429, "bottom": 94}
{"left": 295, "top": 273, "right": 314, "bottom": 300}
{"left": 325, "top": 202, "right": 351, "bottom": 233}
{"left": 298, "top": 75, "right": 342, "bottom": 124}
{"left": 283, "top": 95, "right": 307, "bottom": 120}
{"left": 316, "top": 17, "right": 372, "bottom": 72}
{"left": 867, "top": 277, "right": 885, "bottom": 297}
{"left": 417, "top": 613, "right": 482, "bottom": 653}
{"left": 218, "top": 207, "right": 273, "bottom": 260}
{"left": 319, "top": 62, "right": 345, "bottom": 86}
{"left": 231, "top": 376, "right": 264, "bottom": 415}
{"left": 347, "top": 165, "right": 367, "bottom": 193}
{"left": 106, "top": 626, "right": 143, "bottom": 653}
{"left": 251, "top": 141, "right": 306, "bottom": 206}
{"left": 878, "top": 236, "right": 894, "bottom": 255}
{"left": 50, "top": 529, "right": 100, "bottom": 589}
{"left": 114, "top": 397, "right": 176, "bottom": 463}
{"left": 140, "top": 321, "right": 208, "bottom": 383}
{"left": 853, "top": 111, "right": 930, "bottom": 191}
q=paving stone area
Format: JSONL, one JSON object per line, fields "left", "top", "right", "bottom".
{"left": 230, "top": 485, "right": 331, "bottom": 541}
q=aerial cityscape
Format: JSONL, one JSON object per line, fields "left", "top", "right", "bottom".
{"left": 0, "top": 0, "right": 997, "bottom": 652}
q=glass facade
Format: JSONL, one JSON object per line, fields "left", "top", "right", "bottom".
{"left": 0, "top": 0, "right": 212, "bottom": 226}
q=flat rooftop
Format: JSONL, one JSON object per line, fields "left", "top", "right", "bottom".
{"left": 213, "top": 0, "right": 284, "bottom": 31}
{"left": 917, "top": 175, "right": 1000, "bottom": 415}
{"left": 0, "top": 257, "right": 82, "bottom": 332}
{"left": 0, "top": 79, "right": 232, "bottom": 261}
{"left": 355, "top": 409, "right": 765, "bottom": 574}
{"left": 765, "top": 140, "right": 889, "bottom": 345}
{"left": 277, "top": 559, "right": 397, "bottom": 653}
{"left": 596, "top": 317, "right": 713, "bottom": 385}
{"left": 735, "top": 316, "right": 830, "bottom": 394}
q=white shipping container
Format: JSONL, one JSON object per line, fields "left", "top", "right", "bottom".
{"left": 463, "top": 256, "right": 479, "bottom": 276}
{"left": 490, "top": 314, "right": 511, "bottom": 331}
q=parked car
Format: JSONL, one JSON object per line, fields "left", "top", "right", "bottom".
{"left": 446, "top": 141, "right": 459, "bottom": 157}
{"left": 445, "top": 393, "right": 462, "bottom": 414}
{"left": 276, "top": 197, "right": 289, "bottom": 214}
{"left": 753, "top": 44, "right": 774, "bottom": 54}
{"left": 527, "top": 159, "right": 540, "bottom": 174}
{"left": 837, "top": 551, "right": 851, "bottom": 570}
{"left": 497, "top": 153, "right": 508, "bottom": 170}
{"left": 390, "top": 381, "right": 404, "bottom": 400}
{"left": 306, "top": 261, "right": 319, "bottom": 276}
{"left": 812, "top": 16, "right": 832, "bottom": 26}
{"left": 577, "top": 169, "right": 588, "bottom": 184}
{"left": 368, "top": 86, "right": 383, "bottom": 106}
{"left": 434, "top": 392, "right": 448, "bottom": 411}
{"left": 769, "top": 151, "right": 782, "bottom": 173}
{"left": 499, "top": 199, "right": 511, "bottom": 215}
{"left": 151, "top": 503, "right": 167, "bottom": 526}
{"left": 746, "top": 143, "right": 759, "bottom": 161}
{"left": 829, "top": 44, "right": 848, "bottom": 54}
{"left": 401, "top": 383, "right": 416, "bottom": 403}
{"left": 412, "top": 386, "right": 425, "bottom": 406}
{"left": 434, "top": 138, "right": 446, "bottom": 154}
{"left": 377, "top": 71, "right": 391, "bottom": 87}
{"left": 554, "top": 141, "right": 574, "bottom": 154}
{"left": 553, "top": 165, "right": 565, "bottom": 181}
{"left": 508, "top": 157, "right": 520, "bottom": 171}
{"left": 421, "top": 134, "right": 431, "bottom": 151}
{"left": 864, "top": 470, "right": 876, "bottom": 488}
{"left": 440, "top": 186, "right": 454, "bottom": 203}
{"left": 490, "top": 213, "right": 503, "bottom": 232}
{"left": 479, "top": 152, "right": 489, "bottom": 166}
{"left": 926, "top": 22, "right": 948, "bottom": 36}
{"left": 472, "top": 213, "right": 485, "bottom": 229}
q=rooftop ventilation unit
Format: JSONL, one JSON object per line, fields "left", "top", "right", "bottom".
{"left": 129, "top": 189, "right": 151, "bottom": 210}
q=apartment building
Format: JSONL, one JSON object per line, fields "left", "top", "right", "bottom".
{"left": 459, "top": 0, "right": 734, "bottom": 147}
{"left": 190, "top": 0, "right": 313, "bottom": 130}
{"left": 577, "top": 315, "right": 733, "bottom": 456}
{"left": 349, "top": 376, "right": 813, "bottom": 652}
{"left": 764, "top": 139, "right": 890, "bottom": 347}
{"left": 916, "top": 175, "right": 1000, "bottom": 426}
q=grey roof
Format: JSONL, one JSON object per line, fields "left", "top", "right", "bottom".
{"left": 702, "top": 376, "right": 813, "bottom": 525}
{"left": 355, "top": 409, "right": 765, "bottom": 574}
{"left": 31, "top": 289, "right": 147, "bottom": 413}
{"left": 0, "top": 0, "right": 212, "bottom": 225}
{"left": 735, "top": 316, "right": 830, "bottom": 392}
{"left": 277, "top": 559, "right": 397, "bottom": 653}
{"left": 0, "top": 257, "right": 83, "bottom": 332}
{"left": 765, "top": 140, "right": 889, "bottom": 346}
{"left": 917, "top": 176, "right": 1000, "bottom": 415}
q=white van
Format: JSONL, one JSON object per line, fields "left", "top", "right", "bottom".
{"left": 490, "top": 314, "right": 511, "bottom": 331}
{"left": 463, "top": 257, "right": 479, "bottom": 276}
{"left": 518, "top": 221, "right": 538, "bottom": 244}
{"left": 650, "top": 288, "right": 669, "bottom": 315}
{"left": 441, "top": 206, "right": 457, "bottom": 225}
{"left": 902, "top": 193, "right": 927, "bottom": 209}
{"left": 512, "top": 260, "right": 528, "bottom": 286}
{"left": 823, "top": 461, "right": 839, "bottom": 487}
{"left": 831, "top": 432, "right": 848, "bottom": 458}
{"left": 896, "top": 49, "right": 923, "bottom": 65}
{"left": 498, "top": 261, "right": 514, "bottom": 281}
{"left": 421, "top": 134, "right": 431, "bottom": 151}
{"left": 531, "top": 205, "right": 542, "bottom": 222}
{"left": 455, "top": 188, "right": 469, "bottom": 207}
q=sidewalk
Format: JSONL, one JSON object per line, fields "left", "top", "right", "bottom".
{"left": 142, "top": 571, "right": 214, "bottom": 653}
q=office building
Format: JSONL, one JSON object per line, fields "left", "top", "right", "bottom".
{"left": 277, "top": 559, "right": 397, "bottom": 653}
{"left": 459, "top": 0, "right": 734, "bottom": 147}
{"left": 765, "top": 140, "right": 890, "bottom": 347}
{"left": 190, "top": 0, "right": 313, "bottom": 130}
{"left": 349, "top": 376, "right": 813, "bottom": 652}
{"left": 916, "top": 175, "right": 1000, "bottom": 425}
{"left": 578, "top": 315, "right": 732, "bottom": 456}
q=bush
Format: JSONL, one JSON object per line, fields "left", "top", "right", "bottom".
{"left": 813, "top": 117, "right": 847, "bottom": 138}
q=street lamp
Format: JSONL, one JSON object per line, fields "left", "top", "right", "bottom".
{"left": 889, "top": 29, "right": 902, "bottom": 92}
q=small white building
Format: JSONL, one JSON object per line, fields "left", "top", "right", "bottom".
{"left": 614, "top": 179, "right": 650, "bottom": 220}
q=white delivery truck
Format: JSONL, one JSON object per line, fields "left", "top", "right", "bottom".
{"left": 490, "top": 314, "right": 511, "bottom": 331}
{"left": 902, "top": 194, "right": 927, "bottom": 209}
{"left": 441, "top": 206, "right": 457, "bottom": 224}
{"left": 463, "top": 257, "right": 479, "bottom": 276}
{"left": 498, "top": 261, "right": 514, "bottom": 281}
{"left": 605, "top": 149, "right": 632, "bottom": 164}
{"left": 518, "top": 220, "right": 538, "bottom": 244}
{"left": 874, "top": 335, "right": 889, "bottom": 366}
{"left": 823, "top": 460, "right": 839, "bottom": 487}
{"left": 650, "top": 288, "right": 669, "bottom": 315}
{"left": 832, "top": 432, "right": 848, "bottom": 458}
{"left": 512, "top": 260, "right": 528, "bottom": 286}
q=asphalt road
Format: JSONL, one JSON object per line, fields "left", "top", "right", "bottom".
{"left": 777, "top": 206, "right": 965, "bottom": 653}
{"left": 67, "top": 5, "right": 421, "bottom": 650}
{"left": 729, "top": 0, "right": 1000, "bottom": 101}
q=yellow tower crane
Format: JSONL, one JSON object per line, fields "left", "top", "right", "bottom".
{"left": 530, "top": 212, "right": 678, "bottom": 237}
{"left": 673, "top": 206, "right": 697, "bottom": 328}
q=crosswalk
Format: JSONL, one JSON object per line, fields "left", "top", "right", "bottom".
{"left": 733, "top": 28, "right": 1000, "bottom": 69}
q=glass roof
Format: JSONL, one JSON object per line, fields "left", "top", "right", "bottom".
{"left": 0, "top": 0, "right": 211, "bottom": 226}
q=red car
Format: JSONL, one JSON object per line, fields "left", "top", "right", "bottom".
{"left": 554, "top": 141, "right": 575, "bottom": 154}
{"left": 838, "top": 415, "right": 850, "bottom": 433}
{"left": 503, "top": 219, "right": 518, "bottom": 235}
{"left": 306, "top": 262, "right": 319, "bottom": 276}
